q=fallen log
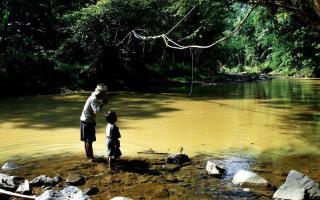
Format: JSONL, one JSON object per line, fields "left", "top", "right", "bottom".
{"left": 0, "top": 188, "right": 36, "bottom": 199}
{"left": 137, "top": 151, "right": 168, "bottom": 155}
{"left": 137, "top": 148, "right": 168, "bottom": 155}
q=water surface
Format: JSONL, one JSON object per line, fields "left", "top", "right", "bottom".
{"left": 0, "top": 78, "right": 319, "bottom": 162}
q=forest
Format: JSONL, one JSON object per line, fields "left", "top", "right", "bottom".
{"left": 1, "top": 0, "right": 320, "bottom": 96}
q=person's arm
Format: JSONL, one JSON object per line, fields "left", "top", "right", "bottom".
{"left": 91, "top": 97, "right": 103, "bottom": 114}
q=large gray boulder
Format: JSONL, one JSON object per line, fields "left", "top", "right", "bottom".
{"left": 273, "top": 170, "right": 320, "bottom": 200}
{"left": 0, "top": 173, "right": 20, "bottom": 190}
{"left": 232, "top": 170, "right": 269, "bottom": 188}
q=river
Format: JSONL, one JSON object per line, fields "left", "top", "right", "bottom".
{"left": 0, "top": 78, "right": 319, "bottom": 163}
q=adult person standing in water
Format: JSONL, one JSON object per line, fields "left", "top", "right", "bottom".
{"left": 80, "top": 84, "right": 108, "bottom": 160}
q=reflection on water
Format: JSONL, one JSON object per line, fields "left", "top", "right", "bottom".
{"left": 0, "top": 78, "right": 319, "bottom": 162}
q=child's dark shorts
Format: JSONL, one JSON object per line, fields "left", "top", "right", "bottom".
{"left": 106, "top": 138, "right": 122, "bottom": 159}
{"left": 80, "top": 121, "right": 96, "bottom": 142}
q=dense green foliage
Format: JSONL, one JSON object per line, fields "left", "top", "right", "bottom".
{"left": 0, "top": 0, "right": 95, "bottom": 96}
{"left": 0, "top": 0, "right": 319, "bottom": 96}
{"left": 222, "top": 4, "right": 320, "bottom": 77}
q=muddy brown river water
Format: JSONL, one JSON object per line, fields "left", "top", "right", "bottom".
{"left": 0, "top": 78, "right": 320, "bottom": 199}
{"left": 0, "top": 78, "right": 319, "bottom": 161}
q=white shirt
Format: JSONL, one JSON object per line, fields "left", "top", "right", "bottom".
{"left": 106, "top": 123, "right": 113, "bottom": 138}
{"left": 80, "top": 93, "right": 104, "bottom": 122}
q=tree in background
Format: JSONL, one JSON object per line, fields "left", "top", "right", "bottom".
{"left": 0, "top": 0, "right": 95, "bottom": 96}
{"left": 1, "top": 0, "right": 319, "bottom": 96}
{"left": 221, "top": 3, "right": 320, "bottom": 77}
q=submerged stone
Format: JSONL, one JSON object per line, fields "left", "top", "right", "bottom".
{"left": 1, "top": 162, "right": 18, "bottom": 171}
{"left": 66, "top": 174, "right": 85, "bottom": 186}
{"left": 83, "top": 186, "right": 99, "bottom": 195}
{"left": 273, "top": 170, "right": 320, "bottom": 200}
{"left": 163, "top": 163, "right": 180, "bottom": 172}
{"left": 153, "top": 186, "right": 170, "bottom": 198}
{"left": 165, "top": 174, "right": 178, "bottom": 183}
{"left": 232, "top": 170, "right": 269, "bottom": 188}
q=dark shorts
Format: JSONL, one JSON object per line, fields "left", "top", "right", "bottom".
{"left": 106, "top": 138, "right": 122, "bottom": 159}
{"left": 80, "top": 121, "right": 96, "bottom": 142}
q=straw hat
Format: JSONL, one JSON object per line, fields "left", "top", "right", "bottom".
{"left": 93, "top": 84, "right": 108, "bottom": 96}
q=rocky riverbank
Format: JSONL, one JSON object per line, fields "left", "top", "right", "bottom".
{"left": 1, "top": 153, "right": 320, "bottom": 200}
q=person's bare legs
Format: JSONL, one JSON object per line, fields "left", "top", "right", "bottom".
{"left": 85, "top": 141, "right": 94, "bottom": 159}
{"left": 84, "top": 142, "right": 90, "bottom": 158}
{"left": 108, "top": 156, "right": 112, "bottom": 169}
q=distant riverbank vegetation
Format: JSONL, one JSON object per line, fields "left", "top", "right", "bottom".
{"left": 1, "top": 0, "right": 319, "bottom": 96}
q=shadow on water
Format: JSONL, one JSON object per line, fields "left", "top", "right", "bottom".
{"left": 189, "top": 78, "right": 320, "bottom": 151}
{"left": 255, "top": 79, "right": 320, "bottom": 149}
{"left": 93, "top": 156, "right": 160, "bottom": 175}
{"left": 0, "top": 92, "right": 180, "bottom": 130}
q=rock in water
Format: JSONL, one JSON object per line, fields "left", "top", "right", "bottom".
{"left": 16, "top": 180, "right": 31, "bottom": 195}
{"left": 232, "top": 170, "right": 269, "bottom": 188}
{"left": 35, "top": 189, "right": 64, "bottom": 200}
{"left": 53, "top": 176, "right": 62, "bottom": 183}
{"left": 206, "top": 161, "right": 225, "bottom": 176}
{"left": 66, "top": 174, "right": 85, "bottom": 186}
{"left": 163, "top": 164, "right": 180, "bottom": 172}
{"left": 61, "top": 186, "right": 89, "bottom": 200}
{"left": 273, "top": 170, "right": 320, "bottom": 200}
{"left": 165, "top": 174, "right": 178, "bottom": 183}
{"left": 166, "top": 154, "right": 190, "bottom": 165}
{"left": 83, "top": 186, "right": 99, "bottom": 195}
{"left": 0, "top": 173, "right": 20, "bottom": 190}
{"left": 72, "top": 191, "right": 90, "bottom": 200}
{"left": 1, "top": 162, "right": 18, "bottom": 171}
{"left": 110, "top": 197, "right": 133, "bottom": 200}
{"left": 36, "top": 187, "right": 89, "bottom": 200}
{"left": 30, "top": 175, "right": 59, "bottom": 186}
{"left": 61, "top": 186, "right": 80, "bottom": 198}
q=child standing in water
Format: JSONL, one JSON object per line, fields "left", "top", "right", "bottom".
{"left": 105, "top": 111, "right": 122, "bottom": 168}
